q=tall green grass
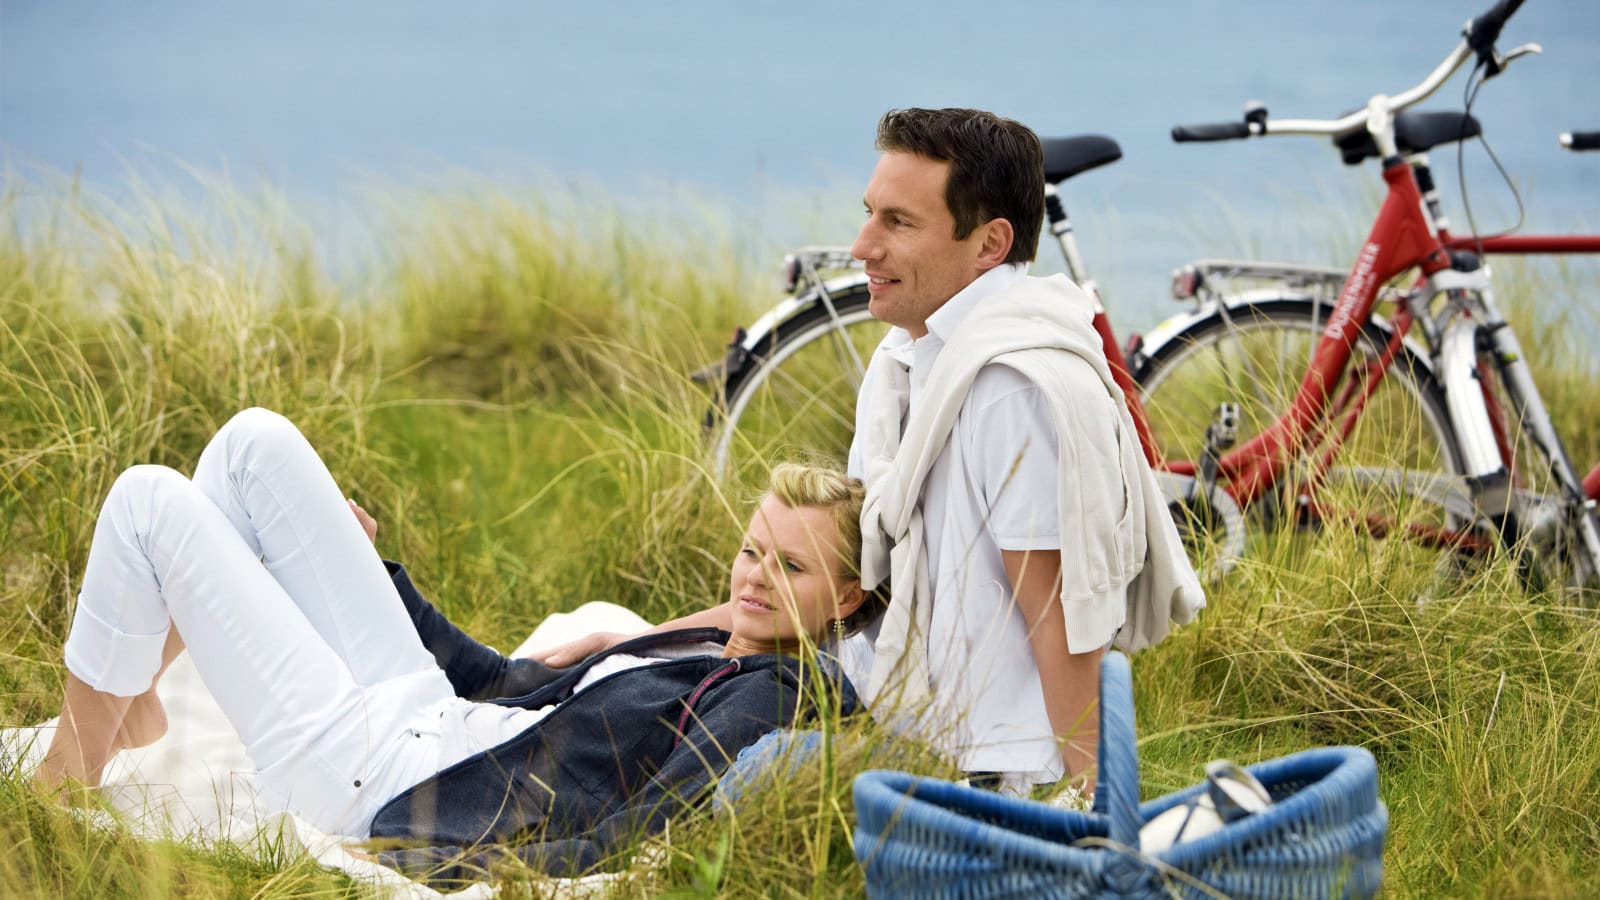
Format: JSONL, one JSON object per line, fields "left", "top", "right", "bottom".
{"left": 2, "top": 176, "right": 1597, "bottom": 897}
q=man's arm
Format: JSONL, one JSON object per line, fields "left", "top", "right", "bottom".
{"left": 529, "top": 602, "right": 735, "bottom": 667}
{"left": 1002, "top": 548, "right": 1102, "bottom": 791}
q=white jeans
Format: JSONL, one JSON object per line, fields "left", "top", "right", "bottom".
{"left": 63, "top": 408, "right": 493, "bottom": 835}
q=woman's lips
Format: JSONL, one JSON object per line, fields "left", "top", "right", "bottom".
{"left": 739, "top": 595, "right": 774, "bottom": 612}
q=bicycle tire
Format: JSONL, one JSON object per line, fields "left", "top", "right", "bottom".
{"left": 1132, "top": 298, "right": 1470, "bottom": 540}
{"left": 711, "top": 285, "right": 884, "bottom": 482}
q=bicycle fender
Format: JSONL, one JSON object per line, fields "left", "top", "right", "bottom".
{"left": 725, "top": 272, "right": 873, "bottom": 379}
{"left": 1133, "top": 292, "right": 1439, "bottom": 385}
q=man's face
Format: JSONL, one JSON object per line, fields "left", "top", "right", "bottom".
{"left": 851, "top": 151, "right": 991, "bottom": 338}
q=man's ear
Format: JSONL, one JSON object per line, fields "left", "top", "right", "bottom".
{"left": 975, "top": 217, "right": 1015, "bottom": 270}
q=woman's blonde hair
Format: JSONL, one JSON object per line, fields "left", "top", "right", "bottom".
{"left": 764, "top": 462, "right": 887, "bottom": 636}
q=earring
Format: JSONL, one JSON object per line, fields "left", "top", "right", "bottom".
{"left": 832, "top": 619, "right": 846, "bottom": 638}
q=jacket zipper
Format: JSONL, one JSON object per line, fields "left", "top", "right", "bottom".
{"left": 673, "top": 658, "right": 742, "bottom": 748}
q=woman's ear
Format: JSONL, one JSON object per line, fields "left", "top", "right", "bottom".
{"left": 835, "top": 580, "right": 867, "bottom": 623}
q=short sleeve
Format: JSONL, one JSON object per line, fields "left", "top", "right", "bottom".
{"left": 965, "top": 365, "right": 1060, "bottom": 550}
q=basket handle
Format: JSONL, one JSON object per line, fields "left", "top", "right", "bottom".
{"left": 1090, "top": 650, "right": 1141, "bottom": 848}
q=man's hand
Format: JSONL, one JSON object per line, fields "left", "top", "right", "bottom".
{"left": 527, "top": 631, "right": 628, "bottom": 668}
{"left": 348, "top": 498, "right": 377, "bottom": 544}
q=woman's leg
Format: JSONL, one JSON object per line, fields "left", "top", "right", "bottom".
{"left": 39, "top": 627, "right": 185, "bottom": 793}
{"left": 190, "top": 408, "right": 443, "bottom": 687}
{"left": 113, "top": 627, "right": 184, "bottom": 749}
{"left": 42, "top": 466, "right": 448, "bottom": 831}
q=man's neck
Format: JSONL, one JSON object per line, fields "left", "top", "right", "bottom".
{"left": 917, "top": 263, "right": 1029, "bottom": 344}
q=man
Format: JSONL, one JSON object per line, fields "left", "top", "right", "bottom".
{"left": 541, "top": 108, "right": 1202, "bottom": 792}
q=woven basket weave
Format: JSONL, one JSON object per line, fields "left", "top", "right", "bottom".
{"left": 853, "top": 652, "right": 1387, "bottom": 898}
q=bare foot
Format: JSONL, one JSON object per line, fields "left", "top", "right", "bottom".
{"left": 36, "top": 674, "right": 135, "bottom": 796}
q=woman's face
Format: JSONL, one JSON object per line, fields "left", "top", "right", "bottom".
{"left": 728, "top": 495, "right": 863, "bottom": 651}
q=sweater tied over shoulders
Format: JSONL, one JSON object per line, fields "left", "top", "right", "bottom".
{"left": 857, "top": 273, "right": 1206, "bottom": 710}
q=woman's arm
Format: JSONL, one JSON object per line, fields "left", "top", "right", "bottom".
{"left": 386, "top": 561, "right": 567, "bottom": 701}
{"left": 527, "top": 602, "right": 736, "bottom": 667}
{"left": 351, "top": 500, "right": 564, "bottom": 700}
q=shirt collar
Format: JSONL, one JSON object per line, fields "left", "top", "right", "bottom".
{"left": 882, "top": 263, "right": 1029, "bottom": 365}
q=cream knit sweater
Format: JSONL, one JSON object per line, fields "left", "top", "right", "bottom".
{"left": 857, "top": 273, "right": 1205, "bottom": 709}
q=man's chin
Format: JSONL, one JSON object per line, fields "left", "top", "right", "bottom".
{"left": 866, "top": 294, "right": 898, "bottom": 325}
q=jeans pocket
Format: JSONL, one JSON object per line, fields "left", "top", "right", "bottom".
{"left": 255, "top": 746, "right": 365, "bottom": 835}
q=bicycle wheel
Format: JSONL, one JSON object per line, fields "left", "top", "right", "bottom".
{"left": 1133, "top": 298, "right": 1469, "bottom": 541}
{"left": 710, "top": 286, "right": 886, "bottom": 484}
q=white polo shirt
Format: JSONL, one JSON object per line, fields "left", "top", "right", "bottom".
{"left": 843, "top": 263, "right": 1071, "bottom": 782}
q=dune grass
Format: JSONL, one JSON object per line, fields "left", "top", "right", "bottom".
{"left": 1, "top": 177, "right": 1597, "bottom": 897}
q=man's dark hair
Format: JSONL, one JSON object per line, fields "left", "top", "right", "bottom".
{"left": 875, "top": 108, "right": 1045, "bottom": 265}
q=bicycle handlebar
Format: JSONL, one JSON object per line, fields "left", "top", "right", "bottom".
{"left": 1171, "top": 0, "right": 1529, "bottom": 146}
{"left": 1466, "top": 0, "right": 1525, "bottom": 67}
{"left": 1560, "top": 131, "right": 1600, "bottom": 152}
{"left": 1171, "top": 121, "right": 1255, "bottom": 143}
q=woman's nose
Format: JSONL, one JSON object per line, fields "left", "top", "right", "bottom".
{"left": 747, "top": 558, "right": 770, "bottom": 586}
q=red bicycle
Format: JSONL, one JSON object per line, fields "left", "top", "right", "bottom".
{"left": 1132, "top": 0, "right": 1599, "bottom": 588}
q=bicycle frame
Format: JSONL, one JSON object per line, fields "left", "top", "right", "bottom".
{"left": 1205, "top": 158, "right": 1451, "bottom": 506}
{"left": 1052, "top": 144, "right": 1524, "bottom": 550}
{"left": 1443, "top": 233, "right": 1600, "bottom": 254}
{"left": 1130, "top": 155, "right": 1600, "bottom": 549}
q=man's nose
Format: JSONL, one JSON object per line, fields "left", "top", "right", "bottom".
{"left": 851, "top": 220, "right": 880, "bottom": 262}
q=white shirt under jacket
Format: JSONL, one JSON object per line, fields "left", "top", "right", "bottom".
{"left": 842, "top": 263, "right": 1205, "bottom": 784}
{"left": 843, "top": 263, "right": 1071, "bottom": 783}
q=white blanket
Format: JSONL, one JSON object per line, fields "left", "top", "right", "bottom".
{"left": 1, "top": 602, "right": 653, "bottom": 898}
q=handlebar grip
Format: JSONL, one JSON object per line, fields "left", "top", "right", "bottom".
{"left": 1560, "top": 131, "right": 1600, "bottom": 152}
{"left": 1466, "top": 0, "right": 1526, "bottom": 54}
{"left": 1171, "top": 121, "right": 1253, "bottom": 143}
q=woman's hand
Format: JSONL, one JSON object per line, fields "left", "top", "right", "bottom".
{"left": 525, "top": 631, "right": 627, "bottom": 668}
{"left": 347, "top": 498, "right": 377, "bottom": 544}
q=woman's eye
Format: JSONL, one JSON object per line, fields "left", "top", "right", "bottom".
{"left": 784, "top": 560, "right": 802, "bottom": 573}
{"left": 740, "top": 547, "right": 757, "bottom": 558}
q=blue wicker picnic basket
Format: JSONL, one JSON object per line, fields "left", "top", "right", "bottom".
{"left": 852, "top": 652, "right": 1387, "bottom": 898}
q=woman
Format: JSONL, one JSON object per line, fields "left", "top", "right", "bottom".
{"left": 37, "top": 408, "right": 882, "bottom": 882}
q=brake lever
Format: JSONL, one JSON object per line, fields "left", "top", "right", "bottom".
{"left": 1482, "top": 41, "right": 1542, "bottom": 80}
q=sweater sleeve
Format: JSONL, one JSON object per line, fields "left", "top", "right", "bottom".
{"left": 383, "top": 560, "right": 564, "bottom": 701}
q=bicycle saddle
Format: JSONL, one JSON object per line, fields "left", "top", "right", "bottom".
{"left": 1041, "top": 135, "right": 1123, "bottom": 184}
{"left": 1335, "top": 110, "right": 1482, "bottom": 165}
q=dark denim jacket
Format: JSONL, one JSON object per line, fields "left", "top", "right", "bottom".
{"left": 369, "top": 562, "right": 860, "bottom": 885}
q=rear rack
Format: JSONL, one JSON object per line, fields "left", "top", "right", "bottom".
{"left": 782, "top": 246, "right": 861, "bottom": 294}
{"left": 1171, "top": 258, "right": 1350, "bottom": 302}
